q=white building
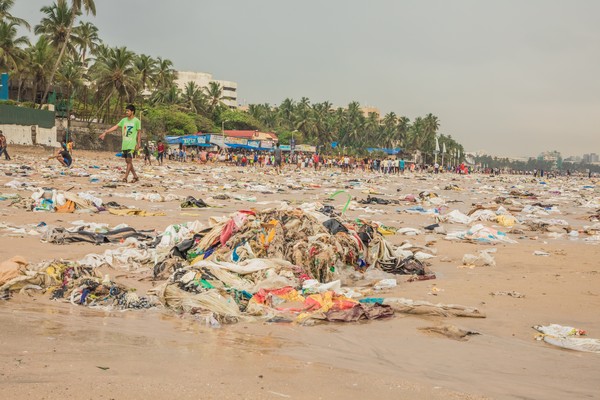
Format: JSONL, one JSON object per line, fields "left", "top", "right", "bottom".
{"left": 175, "top": 71, "right": 237, "bottom": 109}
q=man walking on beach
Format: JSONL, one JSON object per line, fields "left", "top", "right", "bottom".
{"left": 99, "top": 104, "right": 142, "bottom": 183}
{"left": 0, "top": 131, "right": 11, "bottom": 160}
{"left": 274, "top": 142, "right": 282, "bottom": 174}
{"left": 157, "top": 140, "right": 165, "bottom": 165}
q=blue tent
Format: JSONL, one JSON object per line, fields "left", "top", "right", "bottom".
{"left": 166, "top": 134, "right": 211, "bottom": 146}
{"left": 366, "top": 147, "right": 403, "bottom": 155}
{"left": 225, "top": 143, "right": 254, "bottom": 150}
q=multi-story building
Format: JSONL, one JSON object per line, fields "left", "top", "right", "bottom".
{"left": 175, "top": 71, "right": 238, "bottom": 109}
{"left": 538, "top": 150, "right": 562, "bottom": 162}
{"left": 360, "top": 106, "right": 381, "bottom": 119}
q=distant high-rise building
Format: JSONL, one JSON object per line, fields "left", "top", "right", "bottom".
{"left": 582, "top": 153, "right": 598, "bottom": 163}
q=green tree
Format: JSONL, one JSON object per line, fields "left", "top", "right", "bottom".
{"left": 34, "top": 2, "right": 75, "bottom": 54}
{"left": 220, "top": 108, "right": 263, "bottom": 131}
{"left": 294, "top": 97, "right": 316, "bottom": 141}
{"left": 150, "top": 83, "right": 180, "bottom": 106}
{"left": 27, "top": 37, "right": 56, "bottom": 104}
{"left": 312, "top": 101, "right": 335, "bottom": 147}
{"left": 341, "top": 101, "right": 365, "bottom": 147}
{"left": 364, "top": 112, "right": 381, "bottom": 147}
{"left": 180, "top": 81, "right": 206, "bottom": 114}
{"left": 134, "top": 53, "right": 157, "bottom": 94}
{"left": 205, "top": 81, "right": 224, "bottom": 116}
{"left": 0, "top": 0, "right": 30, "bottom": 29}
{"left": 72, "top": 21, "right": 99, "bottom": 64}
{"left": 277, "top": 98, "right": 295, "bottom": 130}
{"left": 40, "top": 0, "right": 96, "bottom": 107}
{"left": 144, "top": 106, "right": 197, "bottom": 136}
{"left": 89, "top": 46, "right": 139, "bottom": 121}
{"left": 0, "top": 21, "right": 29, "bottom": 72}
{"left": 56, "top": 58, "right": 84, "bottom": 118}
{"left": 154, "top": 56, "right": 175, "bottom": 90}
{"left": 396, "top": 116, "right": 410, "bottom": 148}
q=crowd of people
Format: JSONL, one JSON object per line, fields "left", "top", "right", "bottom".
{"left": 140, "top": 142, "right": 479, "bottom": 176}
{"left": 28, "top": 103, "right": 595, "bottom": 182}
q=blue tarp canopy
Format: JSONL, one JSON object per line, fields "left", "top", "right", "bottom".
{"left": 225, "top": 143, "right": 253, "bottom": 150}
{"left": 166, "top": 134, "right": 210, "bottom": 146}
{"left": 366, "top": 147, "right": 403, "bottom": 155}
{"left": 225, "top": 143, "right": 274, "bottom": 151}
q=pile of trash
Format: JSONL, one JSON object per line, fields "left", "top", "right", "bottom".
{"left": 25, "top": 188, "right": 102, "bottom": 213}
{"left": 0, "top": 205, "right": 460, "bottom": 325}
{"left": 0, "top": 259, "right": 157, "bottom": 309}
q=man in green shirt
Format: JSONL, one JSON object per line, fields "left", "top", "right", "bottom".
{"left": 99, "top": 104, "right": 142, "bottom": 183}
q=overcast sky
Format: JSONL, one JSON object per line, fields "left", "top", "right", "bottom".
{"left": 11, "top": 0, "right": 600, "bottom": 157}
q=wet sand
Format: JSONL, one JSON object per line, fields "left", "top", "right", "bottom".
{"left": 1, "top": 146, "right": 599, "bottom": 399}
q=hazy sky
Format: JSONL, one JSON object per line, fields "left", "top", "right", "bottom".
{"left": 11, "top": 0, "right": 600, "bottom": 156}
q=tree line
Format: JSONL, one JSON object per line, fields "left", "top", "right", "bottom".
{"left": 0, "top": 0, "right": 465, "bottom": 159}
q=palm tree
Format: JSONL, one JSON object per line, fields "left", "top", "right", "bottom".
{"left": 261, "top": 104, "right": 277, "bottom": 130}
{"left": 91, "top": 42, "right": 110, "bottom": 60}
{"left": 205, "top": 81, "right": 224, "bottom": 115}
{"left": 292, "top": 98, "right": 317, "bottom": 140}
{"left": 40, "top": 0, "right": 96, "bottom": 107}
{"left": 341, "top": 101, "right": 365, "bottom": 147}
{"left": 134, "top": 54, "right": 157, "bottom": 93}
{"left": 27, "top": 37, "right": 56, "bottom": 104}
{"left": 364, "top": 112, "right": 380, "bottom": 146}
{"left": 56, "top": 58, "right": 84, "bottom": 127}
{"left": 34, "top": 2, "right": 78, "bottom": 51}
{"left": 73, "top": 21, "right": 99, "bottom": 64}
{"left": 0, "top": 0, "right": 30, "bottom": 29}
{"left": 180, "top": 81, "right": 206, "bottom": 114}
{"left": 407, "top": 116, "right": 424, "bottom": 152}
{"left": 423, "top": 113, "right": 439, "bottom": 136}
{"left": 0, "top": 21, "right": 29, "bottom": 72}
{"left": 150, "top": 83, "right": 180, "bottom": 106}
{"left": 277, "top": 98, "right": 295, "bottom": 130}
{"left": 380, "top": 112, "right": 397, "bottom": 147}
{"left": 89, "top": 46, "right": 139, "bottom": 121}
{"left": 396, "top": 116, "right": 410, "bottom": 147}
{"left": 154, "top": 56, "right": 175, "bottom": 89}
{"left": 311, "top": 102, "right": 334, "bottom": 146}
{"left": 12, "top": 57, "right": 30, "bottom": 101}
{"left": 422, "top": 113, "right": 440, "bottom": 157}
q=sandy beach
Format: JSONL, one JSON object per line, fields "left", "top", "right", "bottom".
{"left": 1, "top": 146, "right": 599, "bottom": 400}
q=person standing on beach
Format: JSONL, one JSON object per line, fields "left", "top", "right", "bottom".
{"left": 0, "top": 131, "right": 11, "bottom": 160}
{"left": 157, "top": 141, "right": 165, "bottom": 165}
{"left": 143, "top": 142, "right": 152, "bottom": 166}
{"left": 274, "top": 142, "right": 283, "bottom": 174}
{"left": 99, "top": 104, "right": 141, "bottom": 183}
{"left": 67, "top": 137, "right": 74, "bottom": 154}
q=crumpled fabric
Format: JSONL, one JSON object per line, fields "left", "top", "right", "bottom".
{"left": 42, "top": 226, "right": 155, "bottom": 245}
{"left": 534, "top": 324, "right": 600, "bottom": 353}
{"left": 180, "top": 196, "right": 208, "bottom": 208}
{"left": 0, "top": 256, "right": 28, "bottom": 286}
{"left": 324, "top": 303, "right": 394, "bottom": 322}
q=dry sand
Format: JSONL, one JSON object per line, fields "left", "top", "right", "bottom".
{"left": 0, "top": 145, "right": 599, "bottom": 400}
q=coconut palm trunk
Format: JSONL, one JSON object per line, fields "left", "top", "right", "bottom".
{"left": 39, "top": 27, "right": 69, "bottom": 107}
